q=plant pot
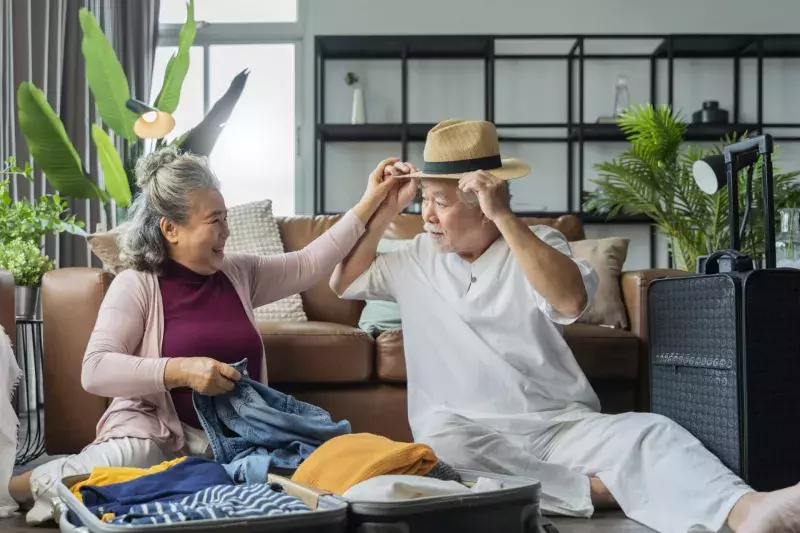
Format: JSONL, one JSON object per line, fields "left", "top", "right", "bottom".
{"left": 15, "top": 285, "right": 40, "bottom": 320}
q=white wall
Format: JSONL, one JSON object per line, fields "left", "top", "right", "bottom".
{"left": 297, "top": 0, "right": 800, "bottom": 271}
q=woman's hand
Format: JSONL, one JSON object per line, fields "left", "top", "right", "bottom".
{"left": 164, "top": 357, "right": 241, "bottom": 395}
{"left": 381, "top": 161, "right": 419, "bottom": 215}
{"left": 353, "top": 158, "right": 418, "bottom": 224}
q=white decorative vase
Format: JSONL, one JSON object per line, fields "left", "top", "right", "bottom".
{"left": 351, "top": 87, "right": 366, "bottom": 124}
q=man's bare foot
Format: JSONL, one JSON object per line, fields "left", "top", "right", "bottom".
{"left": 590, "top": 476, "right": 618, "bottom": 510}
{"left": 735, "top": 484, "right": 800, "bottom": 533}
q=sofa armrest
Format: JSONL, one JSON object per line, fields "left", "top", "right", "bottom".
{"left": 621, "top": 268, "right": 687, "bottom": 411}
{"left": 0, "top": 269, "right": 14, "bottom": 345}
{"left": 622, "top": 268, "right": 688, "bottom": 340}
{"left": 42, "top": 267, "right": 114, "bottom": 454}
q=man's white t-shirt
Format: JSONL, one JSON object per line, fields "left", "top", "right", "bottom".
{"left": 342, "top": 225, "right": 601, "bottom": 441}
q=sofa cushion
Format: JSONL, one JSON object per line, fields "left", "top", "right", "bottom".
{"left": 225, "top": 200, "right": 308, "bottom": 322}
{"left": 571, "top": 237, "right": 630, "bottom": 328}
{"left": 375, "top": 323, "right": 639, "bottom": 383}
{"left": 276, "top": 215, "right": 365, "bottom": 327}
{"left": 86, "top": 230, "right": 124, "bottom": 273}
{"left": 563, "top": 324, "right": 640, "bottom": 380}
{"left": 258, "top": 321, "right": 373, "bottom": 383}
{"left": 358, "top": 239, "right": 408, "bottom": 335}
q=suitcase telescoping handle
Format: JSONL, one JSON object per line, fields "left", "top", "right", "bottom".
{"left": 704, "top": 249, "right": 754, "bottom": 274}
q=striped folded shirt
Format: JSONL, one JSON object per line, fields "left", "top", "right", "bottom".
{"left": 106, "top": 483, "right": 311, "bottom": 525}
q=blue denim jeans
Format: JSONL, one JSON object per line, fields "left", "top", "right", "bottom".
{"left": 192, "top": 359, "right": 351, "bottom": 484}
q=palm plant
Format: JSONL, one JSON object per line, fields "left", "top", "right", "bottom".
{"left": 584, "top": 104, "right": 800, "bottom": 272}
{"left": 15, "top": 0, "right": 248, "bottom": 226}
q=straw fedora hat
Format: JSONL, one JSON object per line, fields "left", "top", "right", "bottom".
{"left": 405, "top": 119, "right": 530, "bottom": 180}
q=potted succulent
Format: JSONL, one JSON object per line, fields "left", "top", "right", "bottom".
{"left": 0, "top": 157, "right": 83, "bottom": 318}
{"left": 0, "top": 239, "right": 55, "bottom": 319}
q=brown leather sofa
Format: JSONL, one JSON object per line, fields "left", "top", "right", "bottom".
{"left": 41, "top": 214, "right": 684, "bottom": 455}
{"left": 0, "top": 270, "right": 14, "bottom": 345}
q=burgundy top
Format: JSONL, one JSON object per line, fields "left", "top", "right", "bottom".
{"left": 158, "top": 259, "right": 263, "bottom": 429}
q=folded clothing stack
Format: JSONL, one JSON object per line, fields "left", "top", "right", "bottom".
{"left": 291, "top": 433, "right": 470, "bottom": 497}
{"left": 78, "top": 457, "right": 233, "bottom": 518}
{"left": 72, "top": 457, "right": 310, "bottom": 525}
{"left": 106, "top": 483, "right": 310, "bottom": 525}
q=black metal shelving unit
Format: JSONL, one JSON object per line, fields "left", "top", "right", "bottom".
{"left": 314, "top": 34, "right": 800, "bottom": 268}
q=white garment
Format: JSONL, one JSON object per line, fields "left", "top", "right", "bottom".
{"left": 343, "top": 228, "right": 754, "bottom": 533}
{"left": 342, "top": 475, "right": 470, "bottom": 501}
{"left": 343, "top": 226, "right": 601, "bottom": 437}
{"left": 342, "top": 475, "right": 506, "bottom": 502}
{"left": 0, "top": 326, "right": 22, "bottom": 518}
{"left": 25, "top": 424, "right": 209, "bottom": 525}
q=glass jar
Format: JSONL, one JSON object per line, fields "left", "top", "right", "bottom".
{"left": 776, "top": 207, "right": 800, "bottom": 268}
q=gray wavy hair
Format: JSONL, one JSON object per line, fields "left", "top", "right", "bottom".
{"left": 116, "top": 146, "right": 221, "bottom": 273}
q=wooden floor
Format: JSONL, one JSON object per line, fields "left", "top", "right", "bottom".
{"left": 1, "top": 511, "right": 654, "bottom": 533}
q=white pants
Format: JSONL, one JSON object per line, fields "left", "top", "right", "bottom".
{"left": 418, "top": 410, "right": 754, "bottom": 533}
{"left": 25, "top": 426, "right": 210, "bottom": 525}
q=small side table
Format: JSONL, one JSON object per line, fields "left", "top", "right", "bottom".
{"left": 14, "top": 319, "right": 45, "bottom": 466}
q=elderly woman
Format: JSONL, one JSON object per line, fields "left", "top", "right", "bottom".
{"left": 9, "top": 147, "right": 419, "bottom": 524}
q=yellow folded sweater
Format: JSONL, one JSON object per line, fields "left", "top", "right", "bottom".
{"left": 291, "top": 433, "right": 437, "bottom": 495}
{"left": 70, "top": 456, "right": 187, "bottom": 501}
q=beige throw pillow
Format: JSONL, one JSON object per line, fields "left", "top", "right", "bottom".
{"left": 569, "top": 237, "right": 630, "bottom": 328}
{"left": 224, "top": 199, "right": 308, "bottom": 322}
{"left": 86, "top": 230, "right": 124, "bottom": 274}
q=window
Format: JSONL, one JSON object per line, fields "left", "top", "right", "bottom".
{"left": 159, "top": 0, "right": 297, "bottom": 24}
{"left": 152, "top": 0, "right": 301, "bottom": 215}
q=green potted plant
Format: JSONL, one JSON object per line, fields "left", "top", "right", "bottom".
{"left": 0, "top": 240, "right": 55, "bottom": 319}
{"left": 15, "top": 0, "right": 249, "bottom": 227}
{"left": 0, "top": 157, "right": 83, "bottom": 318}
{"left": 583, "top": 104, "right": 800, "bottom": 272}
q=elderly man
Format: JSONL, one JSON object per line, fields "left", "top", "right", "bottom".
{"left": 330, "top": 119, "right": 799, "bottom": 533}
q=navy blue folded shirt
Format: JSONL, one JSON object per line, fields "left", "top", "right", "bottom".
{"left": 79, "top": 457, "right": 233, "bottom": 518}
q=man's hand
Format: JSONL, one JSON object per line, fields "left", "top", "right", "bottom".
{"left": 164, "top": 357, "right": 241, "bottom": 395}
{"left": 458, "top": 171, "right": 512, "bottom": 222}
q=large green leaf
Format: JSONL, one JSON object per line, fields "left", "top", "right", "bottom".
{"left": 153, "top": 0, "right": 196, "bottom": 113}
{"left": 79, "top": 8, "right": 137, "bottom": 141}
{"left": 16, "top": 82, "right": 101, "bottom": 199}
{"left": 91, "top": 125, "right": 132, "bottom": 207}
{"left": 177, "top": 69, "right": 250, "bottom": 156}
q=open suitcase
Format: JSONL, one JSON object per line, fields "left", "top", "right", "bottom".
{"left": 54, "top": 469, "right": 557, "bottom": 533}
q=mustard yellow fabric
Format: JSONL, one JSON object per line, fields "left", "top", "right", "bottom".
{"left": 291, "top": 433, "right": 437, "bottom": 495}
{"left": 70, "top": 456, "right": 188, "bottom": 502}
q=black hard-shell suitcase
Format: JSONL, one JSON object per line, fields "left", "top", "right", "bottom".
{"left": 55, "top": 470, "right": 556, "bottom": 533}
{"left": 648, "top": 249, "right": 800, "bottom": 491}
